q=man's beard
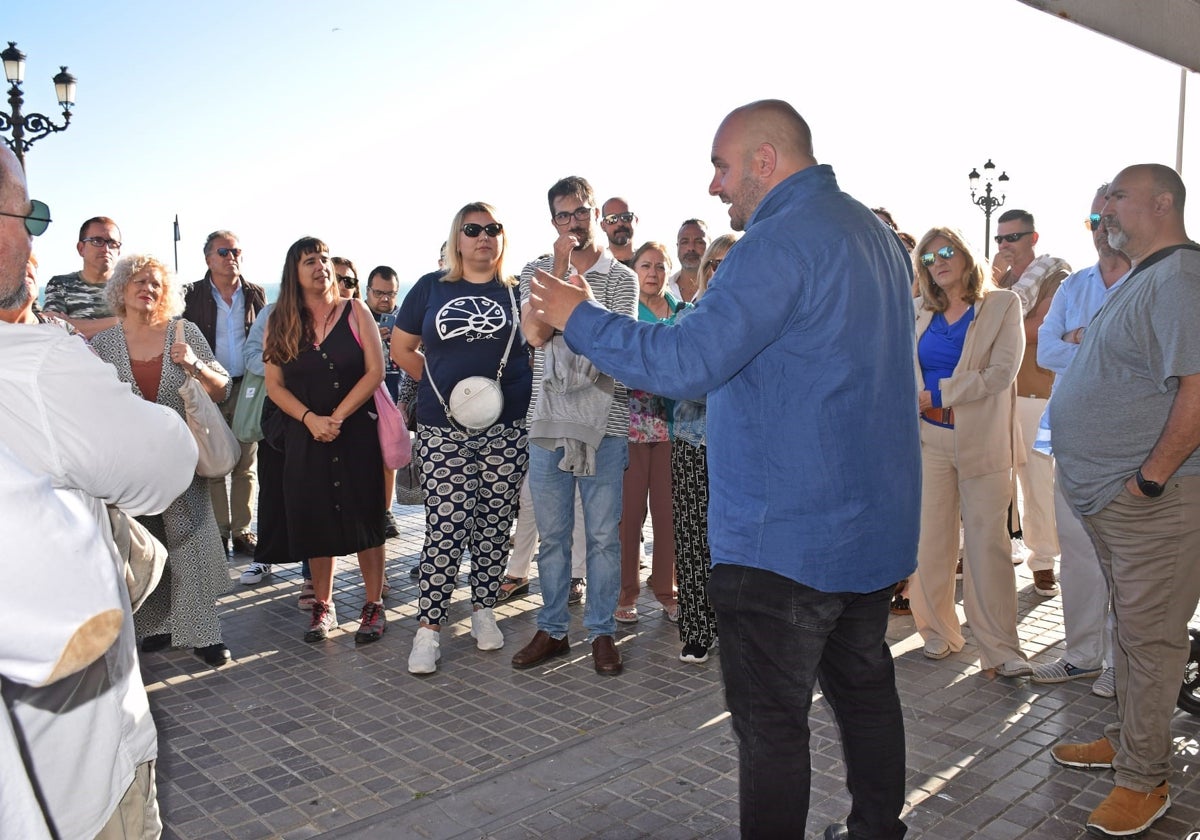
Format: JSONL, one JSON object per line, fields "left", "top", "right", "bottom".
{"left": 0, "top": 279, "right": 32, "bottom": 311}
{"left": 571, "top": 227, "right": 593, "bottom": 250}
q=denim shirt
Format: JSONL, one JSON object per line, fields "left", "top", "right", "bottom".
{"left": 669, "top": 304, "right": 707, "bottom": 448}
{"left": 564, "top": 164, "right": 921, "bottom": 593}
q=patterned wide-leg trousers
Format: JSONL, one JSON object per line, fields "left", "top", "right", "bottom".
{"left": 416, "top": 419, "right": 528, "bottom": 625}
{"left": 671, "top": 440, "right": 717, "bottom": 647}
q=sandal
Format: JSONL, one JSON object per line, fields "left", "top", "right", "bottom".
{"left": 496, "top": 576, "right": 529, "bottom": 602}
{"left": 890, "top": 580, "right": 910, "bottom": 615}
{"left": 614, "top": 605, "right": 639, "bottom": 624}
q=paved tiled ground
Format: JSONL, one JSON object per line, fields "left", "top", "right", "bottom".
{"left": 143, "top": 503, "right": 1200, "bottom": 839}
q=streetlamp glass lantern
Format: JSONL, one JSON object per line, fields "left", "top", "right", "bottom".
{"left": 53, "top": 66, "right": 76, "bottom": 110}
{"left": 2, "top": 41, "right": 25, "bottom": 84}
{"left": 968, "top": 168, "right": 980, "bottom": 191}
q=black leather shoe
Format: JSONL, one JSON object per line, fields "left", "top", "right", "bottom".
{"left": 194, "top": 643, "right": 231, "bottom": 667}
{"left": 141, "top": 633, "right": 171, "bottom": 653}
{"left": 511, "top": 630, "right": 570, "bottom": 669}
{"left": 591, "top": 635, "right": 623, "bottom": 675}
{"left": 823, "top": 824, "right": 849, "bottom": 840}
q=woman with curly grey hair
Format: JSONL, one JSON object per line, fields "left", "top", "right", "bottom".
{"left": 91, "top": 254, "right": 234, "bottom": 667}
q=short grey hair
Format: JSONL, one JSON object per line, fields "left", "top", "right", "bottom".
{"left": 203, "top": 229, "right": 238, "bottom": 256}
{"left": 106, "top": 254, "right": 185, "bottom": 324}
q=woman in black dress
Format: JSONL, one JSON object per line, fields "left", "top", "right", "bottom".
{"left": 263, "top": 237, "right": 388, "bottom": 644}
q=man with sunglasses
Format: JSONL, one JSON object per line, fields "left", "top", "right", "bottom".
{"left": 42, "top": 216, "right": 123, "bottom": 339}
{"left": 1050, "top": 163, "right": 1200, "bottom": 839}
{"left": 513, "top": 175, "right": 638, "bottom": 677}
{"left": 991, "top": 209, "right": 1071, "bottom": 597}
{"left": 668, "top": 218, "right": 708, "bottom": 303}
{"left": 529, "top": 100, "right": 919, "bottom": 840}
{"left": 599, "top": 197, "right": 638, "bottom": 267}
{"left": 1031, "top": 187, "right": 1131, "bottom": 698}
{"left": 184, "top": 230, "right": 266, "bottom": 559}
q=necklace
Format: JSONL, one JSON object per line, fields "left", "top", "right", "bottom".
{"left": 313, "top": 302, "right": 338, "bottom": 348}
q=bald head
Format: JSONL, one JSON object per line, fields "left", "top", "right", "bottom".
{"left": 0, "top": 146, "right": 34, "bottom": 313}
{"left": 709, "top": 99, "right": 818, "bottom": 231}
{"left": 1103, "top": 163, "right": 1190, "bottom": 263}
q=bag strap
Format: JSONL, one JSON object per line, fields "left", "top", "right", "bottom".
{"left": 423, "top": 282, "right": 518, "bottom": 426}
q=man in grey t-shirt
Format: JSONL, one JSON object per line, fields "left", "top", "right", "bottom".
{"left": 1049, "top": 163, "right": 1200, "bottom": 839}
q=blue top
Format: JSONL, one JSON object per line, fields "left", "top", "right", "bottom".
{"left": 211, "top": 283, "right": 247, "bottom": 377}
{"left": 564, "top": 164, "right": 921, "bottom": 593}
{"left": 670, "top": 304, "right": 707, "bottom": 448}
{"left": 918, "top": 308, "right": 975, "bottom": 408}
{"left": 1036, "top": 262, "right": 1126, "bottom": 379}
{"left": 243, "top": 302, "right": 271, "bottom": 377}
{"left": 397, "top": 271, "right": 532, "bottom": 429}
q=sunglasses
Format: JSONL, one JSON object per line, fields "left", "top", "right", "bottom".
{"left": 82, "top": 235, "right": 122, "bottom": 251}
{"left": 705, "top": 258, "right": 723, "bottom": 271}
{"left": 462, "top": 222, "right": 503, "bottom": 238}
{"left": 337, "top": 275, "right": 358, "bottom": 288}
{"left": 994, "top": 231, "right": 1034, "bottom": 245}
{"left": 602, "top": 211, "right": 635, "bottom": 225}
{"left": 0, "top": 199, "right": 52, "bottom": 237}
{"left": 217, "top": 247, "right": 242, "bottom": 258}
{"left": 552, "top": 206, "right": 593, "bottom": 226}
{"left": 1084, "top": 213, "right": 1102, "bottom": 232}
{"left": 919, "top": 245, "right": 956, "bottom": 267}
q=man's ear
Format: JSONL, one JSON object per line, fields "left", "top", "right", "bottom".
{"left": 756, "top": 142, "right": 778, "bottom": 179}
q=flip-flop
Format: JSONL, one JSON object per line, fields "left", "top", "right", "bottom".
{"left": 614, "top": 605, "right": 639, "bottom": 624}
{"left": 497, "top": 576, "right": 529, "bottom": 601}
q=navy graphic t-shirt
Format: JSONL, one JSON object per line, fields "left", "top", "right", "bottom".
{"left": 396, "top": 271, "right": 532, "bottom": 429}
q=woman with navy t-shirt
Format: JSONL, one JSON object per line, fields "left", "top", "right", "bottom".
{"left": 392, "top": 202, "right": 532, "bottom": 675}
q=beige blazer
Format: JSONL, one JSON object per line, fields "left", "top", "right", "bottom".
{"left": 914, "top": 288, "right": 1025, "bottom": 480}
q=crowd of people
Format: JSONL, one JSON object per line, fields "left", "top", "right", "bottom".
{"left": 3, "top": 97, "right": 1199, "bottom": 839}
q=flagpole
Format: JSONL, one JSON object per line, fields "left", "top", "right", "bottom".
{"left": 173, "top": 214, "right": 180, "bottom": 273}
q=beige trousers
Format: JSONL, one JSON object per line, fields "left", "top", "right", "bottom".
{"left": 208, "top": 384, "right": 258, "bottom": 538}
{"left": 94, "top": 760, "right": 161, "bottom": 840}
{"left": 908, "top": 422, "right": 1027, "bottom": 669}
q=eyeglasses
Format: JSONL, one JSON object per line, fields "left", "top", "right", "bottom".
{"left": 705, "top": 258, "right": 723, "bottom": 271}
{"left": 552, "top": 206, "right": 593, "bottom": 226}
{"left": 82, "top": 235, "right": 122, "bottom": 251}
{"left": 994, "top": 231, "right": 1034, "bottom": 245}
{"left": 368, "top": 288, "right": 397, "bottom": 299}
{"left": 338, "top": 275, "right": 358, "bottom": 288}
{"left": 0, "top": 199, "right": 52, "bottom": 236}
{"left": 602, "top": 211, "right": 635, "bottom": 225}
{"left": 919, "top": 246, "right": 956, "bottom": 267}
{"left": 462, "top": 222, "right": 503, "bottom": 238}
{"left": 217, "top": 247, "right": 242, "bottom": 258}
{"left": 1084, "top": 213, "right": 1102, "bottom": 232}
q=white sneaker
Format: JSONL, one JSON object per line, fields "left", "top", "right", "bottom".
{"left": 470, "top": 608, "right": 504, "bottom": 651}
{"left": 1010, "top": 538, "right": 1029, "bottom": 565}
{"left": 240, "top": 562, "right": 271, "bottom": 585}
{"left": 408, "top": 626, "right": 441, "bottom": 674}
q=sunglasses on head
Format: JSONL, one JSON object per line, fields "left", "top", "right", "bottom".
{"left": 217, "top": 247, "right": 242, "bottom": 258}
{"left": 337, "top": 275, "right": 358, "bottom": 288}
{"left": 0, "top": 199, "right": 52, "bottom": 237}
{"left": 602, "top": 211, "right": 635, "bottom": 225}
{"left": 1085, "top": 213, "right": 1102, "bottom": 232}
{"left": 994, "top": 231, "right": 1034, "bottom": 245}
{"left": 462, "top": 222, "right": 503, "bottom": 238}
{"left": 919, "top": 246, "right": 956, "bottom": 267}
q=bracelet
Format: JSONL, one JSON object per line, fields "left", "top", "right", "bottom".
{"left": 300, "top": 409, "right": 312, "bottom": 424}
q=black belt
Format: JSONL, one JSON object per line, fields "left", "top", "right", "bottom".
{"left": 231, "top": 376, "right": 244, "bottom": 384}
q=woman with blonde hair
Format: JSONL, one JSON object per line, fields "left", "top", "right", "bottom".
{"left": 91, "top": 254, "right": 233, "bottom": 666}
{"left": 906, "top": 227, "right": 1031, "bottom": 677}
{"left": 392, "top": 202, "right": 532, "bottom": 675}
{"left": 263, "top": 237, "right": 387, "bottom": 645}
{"left": 670, "top": 233, "right": 738, "bottom": 663}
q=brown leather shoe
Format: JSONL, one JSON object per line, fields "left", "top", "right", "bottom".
{"left": 511, "top": 630, "right": 569, "bottom": 669}
{"left": 591, "top": 635, "right": 623, "bottom": 675}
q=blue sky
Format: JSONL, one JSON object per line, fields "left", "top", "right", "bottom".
{"left": 9, "top": 0, "right": 1197, "bottom": 295}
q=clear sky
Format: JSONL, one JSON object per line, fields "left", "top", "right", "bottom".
{"left": 8, "top": 0, "right": 1198, "bottom": 297}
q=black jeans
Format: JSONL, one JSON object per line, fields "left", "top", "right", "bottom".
{"left": 709, "top": 565, "right": 907, "bottom": 840}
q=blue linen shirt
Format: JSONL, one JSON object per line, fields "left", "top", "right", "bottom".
{"left": 564, "top": 164, "right": 921, "bottom": 593}
{"left": 211, "top": 283, "right": 247, "bottom": 377}
{"left": 1036, "top": 262, "right": 1126, "bottom": 378}
{"left": 243, "top": 302, "right": 271, "bottom": 377}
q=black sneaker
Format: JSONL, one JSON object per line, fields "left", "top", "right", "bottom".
{"left": 193, "top": 643, "right": 231, "bottom": 667}
{"left": 568, "top": 578, "right": 585, "bottom": 605}
{"left": 141, "top": 633, "right": 172, "bottom": 653}
{"left": 410, "top": 563, "right": 421, "bottom": 579}
{"left": 679, "top": 642, "right": 709, "bottom": 664}
{"left": 384, "top": 510, "right": 400, "bottom": 539}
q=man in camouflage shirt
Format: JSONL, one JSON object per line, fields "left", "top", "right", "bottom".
{"left": 43, "top": 216, "right": 122, "bottom": 339}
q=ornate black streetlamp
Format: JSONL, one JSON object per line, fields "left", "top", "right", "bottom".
{"left": 0, "top": 41, "right": 77, "bottom": 170}
{"left": 968, "top": 159, "right": 1009, "bottom": 258}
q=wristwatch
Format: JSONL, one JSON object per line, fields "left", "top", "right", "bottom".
{"left": 1135, "top": 468, "right": 1165, "bottom": 497}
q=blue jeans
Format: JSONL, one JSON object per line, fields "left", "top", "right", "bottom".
{"left": 709, "top": 565, "right": 907, "bottom": 840}
{"left": 529, "top": 435, "right": 627, "bottom": 640}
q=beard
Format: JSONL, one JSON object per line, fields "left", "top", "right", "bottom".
{"left": 1107, "top": 226, "right": 1130, "bottom": 252}
{"left": 0, "top": 278, "right": 32, "bottom": 311}
{"left": 609, "top": 227, "right": 632, "bottom": 246}
{"left": 571, "top": 226, "right": 593, "bottom": 250}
